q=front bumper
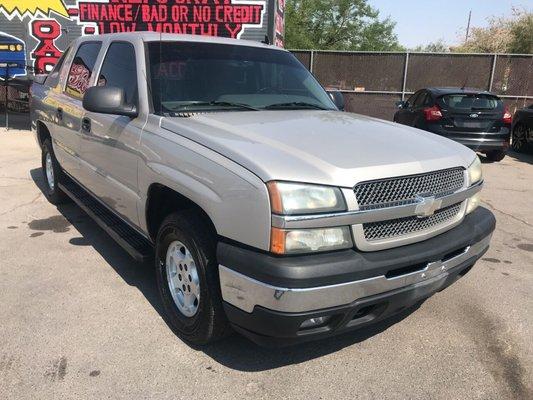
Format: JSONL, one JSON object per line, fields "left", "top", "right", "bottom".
{"left": 218, "top": 207, "right": 496, "bottom": 345}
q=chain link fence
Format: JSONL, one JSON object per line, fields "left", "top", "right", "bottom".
{"left": 292, "top": 50, "right": 533, "bottom": 120}
{"left": 1, "top": 50, "right": 532, "bottom": 129}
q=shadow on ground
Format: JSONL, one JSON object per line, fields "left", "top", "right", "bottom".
{"left": 506, "top": 150, "right": 533, "bottom": 165}
{"left": 30, "top": 167, "right": 421, "bottom": 372}
{"left": 478, "top": 149, "right": 533, "bottom": 165}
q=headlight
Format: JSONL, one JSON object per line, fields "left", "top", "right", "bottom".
{"left": 466, "top": 157, "right": 483, "bottom": 214}
{"left": 271, "top": 227, "right": 353, "bottom": 254}
{"left": 267, "top": 181, "right": 346, "bottom": 215}
{"left": 467, "top": 156, "right": 482, "bottom": 185}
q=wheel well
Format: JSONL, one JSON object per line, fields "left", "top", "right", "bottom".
{"left": 145, "top": 184, "right": 216, "bottom": 241}
{"left": 36, "top": 121, "right": 51, "bottom": 148}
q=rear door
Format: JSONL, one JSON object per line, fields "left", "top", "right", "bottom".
{"left": 396, "top": 91, "right": 421, "bottom": 125}
{"left": 437, "top": 93, "right": 504, "bottom": 133}
{"left": 37, "top": 48, "right": 80, "bottom": 176}
{"left": 409, "top": 90, "right": 431, "bottom": 128}
{"left": 60, "top": 41, "right": 102, "bottom": 183}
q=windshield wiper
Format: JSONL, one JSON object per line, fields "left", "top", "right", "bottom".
{"left": 168, "top": 101, "right": 259, "bottom": 111}
{"left": 264, "top": 102, "right": 329, "bottom": 110}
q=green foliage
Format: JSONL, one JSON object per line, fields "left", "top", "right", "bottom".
{"left": 285, "top": 0, "right": 403, "bottom": 51}
{"left": 453, "top": 9, "right": 533, "bottom": 54}
{"left": 412, "top": 40, "right": 450, "bottom": 53}
{"left": 509, "top": 12, "right": 533, "bottom": 53}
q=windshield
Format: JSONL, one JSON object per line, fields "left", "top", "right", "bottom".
{"left": 146, "top": 41, "right": 336, "bottom": 114}
{"left": 438, "top": 94, "right": 502, "bottom": 112}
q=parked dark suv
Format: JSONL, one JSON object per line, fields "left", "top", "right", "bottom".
{"left": 394, "top": 88, "right": 512, "bottom": 162}
{"left": 511, "top": 104, "right": 533, "bottom": 153}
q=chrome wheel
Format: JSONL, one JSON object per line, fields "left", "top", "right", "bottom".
{"left": 165, "top": 240, "right": 200, "bottom": 317}
{"left": 45, "top": 152, "right": 55, "bottom": 191}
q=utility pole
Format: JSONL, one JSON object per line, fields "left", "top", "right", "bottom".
{"left": 465, "top": 10, "right": 472, "bottom": 44}
{"left": 3, "top": 65, "right": 8, "bottom": 130}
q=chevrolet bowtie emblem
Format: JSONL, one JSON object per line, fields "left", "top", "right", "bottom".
{"left": 414, "top": 195, "right": 442, "bottom": 218}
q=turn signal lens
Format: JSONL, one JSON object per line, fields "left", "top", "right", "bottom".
{"left": 466, "top": 193, "right": 481, "bottom": 214}
{"left": 270, "top": 226, "right": 352, "bottom": 255}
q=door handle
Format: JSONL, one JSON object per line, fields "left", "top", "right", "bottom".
{"left": 81, "top": 117, "right": 91, "bottom": 132}
{"left": 56, "top": 108, "right": 63, "bottom": 121}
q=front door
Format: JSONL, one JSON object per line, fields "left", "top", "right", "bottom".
{"left": 78, "top": 41, "right": 142, "bottom": 227}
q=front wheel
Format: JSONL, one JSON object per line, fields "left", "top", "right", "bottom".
{"left": 155, "top": 210, "right": 230, "bottom": 345}
{"left": 41, "top": 139, "right": 68, "bottom": 204}
{"left": 485, "top": 150, "right": 506, "bottom": 162}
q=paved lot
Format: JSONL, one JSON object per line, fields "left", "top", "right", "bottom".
{"left": 0, "top": 129, "right": 532, "bottom": 400}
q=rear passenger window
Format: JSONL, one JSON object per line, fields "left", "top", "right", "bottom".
{"left": 413, "top": 92, "right": 428, "bottom": 108}
{"left": 407, "top": 92, "right": 419, "bottom": 107}
{"left": 44, "top": 47, "right": 70, "bottom": 88}
{"left": 65, "top": 42, "right": 102, "bottom": 99}
{"left": 97, "top": 42, "right": 138, "bottom": 106}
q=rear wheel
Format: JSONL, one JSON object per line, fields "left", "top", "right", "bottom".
{"left": 155, "top": 210, "right": 230, "bottom": 345}
{"left": 485, "top": 150, "right": 506, "bottom": 162}
{"left": 511, "top": 124, "right": 529, "bottom": 153}
{"left": 41, "top": 139, "right": 68, "bottom": 204}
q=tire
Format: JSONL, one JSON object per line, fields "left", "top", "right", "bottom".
{"left": 511, "top": 124, "right": 529, "bottom": 153}
{"left": 155, "top": 210, "right": 231, "bottom": 345}
{"left": 485, "top": 150, "right": 506, "bottom": 162}
{"left": 41, "top": 139, "right": 69, "bottom": 204}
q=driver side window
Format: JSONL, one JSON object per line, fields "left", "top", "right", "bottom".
{"left": 97, "top": 42, "right": 138, "bottom": 107}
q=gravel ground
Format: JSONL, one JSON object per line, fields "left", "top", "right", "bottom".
{"left": 0, "top": 129, "right": 532, "bottom": 400}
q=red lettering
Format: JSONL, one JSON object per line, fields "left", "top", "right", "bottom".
{"left": 31, "top": 20, "right": 62, "bottom": 74}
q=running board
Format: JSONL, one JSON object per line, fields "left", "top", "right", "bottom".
{"left": 58, "top": 175, "right": 154, "bottom": 263}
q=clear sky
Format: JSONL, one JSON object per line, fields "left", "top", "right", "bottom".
{"left": 369, "top": 0, "right": 533, "bottom": 48}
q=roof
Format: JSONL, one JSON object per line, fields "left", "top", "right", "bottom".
{"left": 76, "top": 32, "right": 284, "bottom": 51}
{"left": 426, "top": 87, "right": 496, "bottom": 96}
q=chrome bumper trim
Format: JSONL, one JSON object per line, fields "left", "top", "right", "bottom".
{"left": 271, "top": 180, "right": 483, "bottom": 230}
{"left": 219, "top": 234, "right": 491, "bottom": 313}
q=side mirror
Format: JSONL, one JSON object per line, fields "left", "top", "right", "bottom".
{"left": 396, "top": 100, "right": 408, "bottom": 109}
{"left": 328, "top": 90, "right": 345, "bottom": 111}
{"left": 83, "top": 86, "right": 138, "bottom": 118}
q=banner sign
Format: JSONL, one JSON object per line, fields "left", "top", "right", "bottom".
{"left": 0, "top": 0, "right": 280, "bottom": 77}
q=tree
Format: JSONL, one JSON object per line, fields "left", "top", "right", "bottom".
{"left": 453, "top": 9, "right": 532, "bottom": 54}
{"left": 412, "top": 39, "right": 450, "bottom": 53}
{"left": 509, "top": 11, "right": 533, "bottom": 53}
{"left": 285, "top": 0, "right": 403, "bottom": 51}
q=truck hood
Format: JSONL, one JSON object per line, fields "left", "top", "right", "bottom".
{"left": 161, "top": 110, "right": 476, "bottom": 187}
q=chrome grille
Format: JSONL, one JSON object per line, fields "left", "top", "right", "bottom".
{"left": 363, "top": 203, "right": 462, "bottom": 241}
{"left": 354, "top": 168, "right": 465, "bottom": 209}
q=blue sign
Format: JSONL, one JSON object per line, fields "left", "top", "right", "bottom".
{"left": 0, "top": 32, "right": 26, "bottom": 78}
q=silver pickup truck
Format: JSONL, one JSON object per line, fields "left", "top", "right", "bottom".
{"left": 31, "top": 32, "right": 495, "bottom": 346}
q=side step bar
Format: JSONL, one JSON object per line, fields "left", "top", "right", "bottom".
{"left": 58, "top": 174, "right": 154, "bottom": 263}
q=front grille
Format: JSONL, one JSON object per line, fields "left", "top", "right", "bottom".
{"left": 363, "top": 203, "right": 462, "bottom": 241}
{"left": 354, "top": 167, "right": 465, "bottom": 209}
